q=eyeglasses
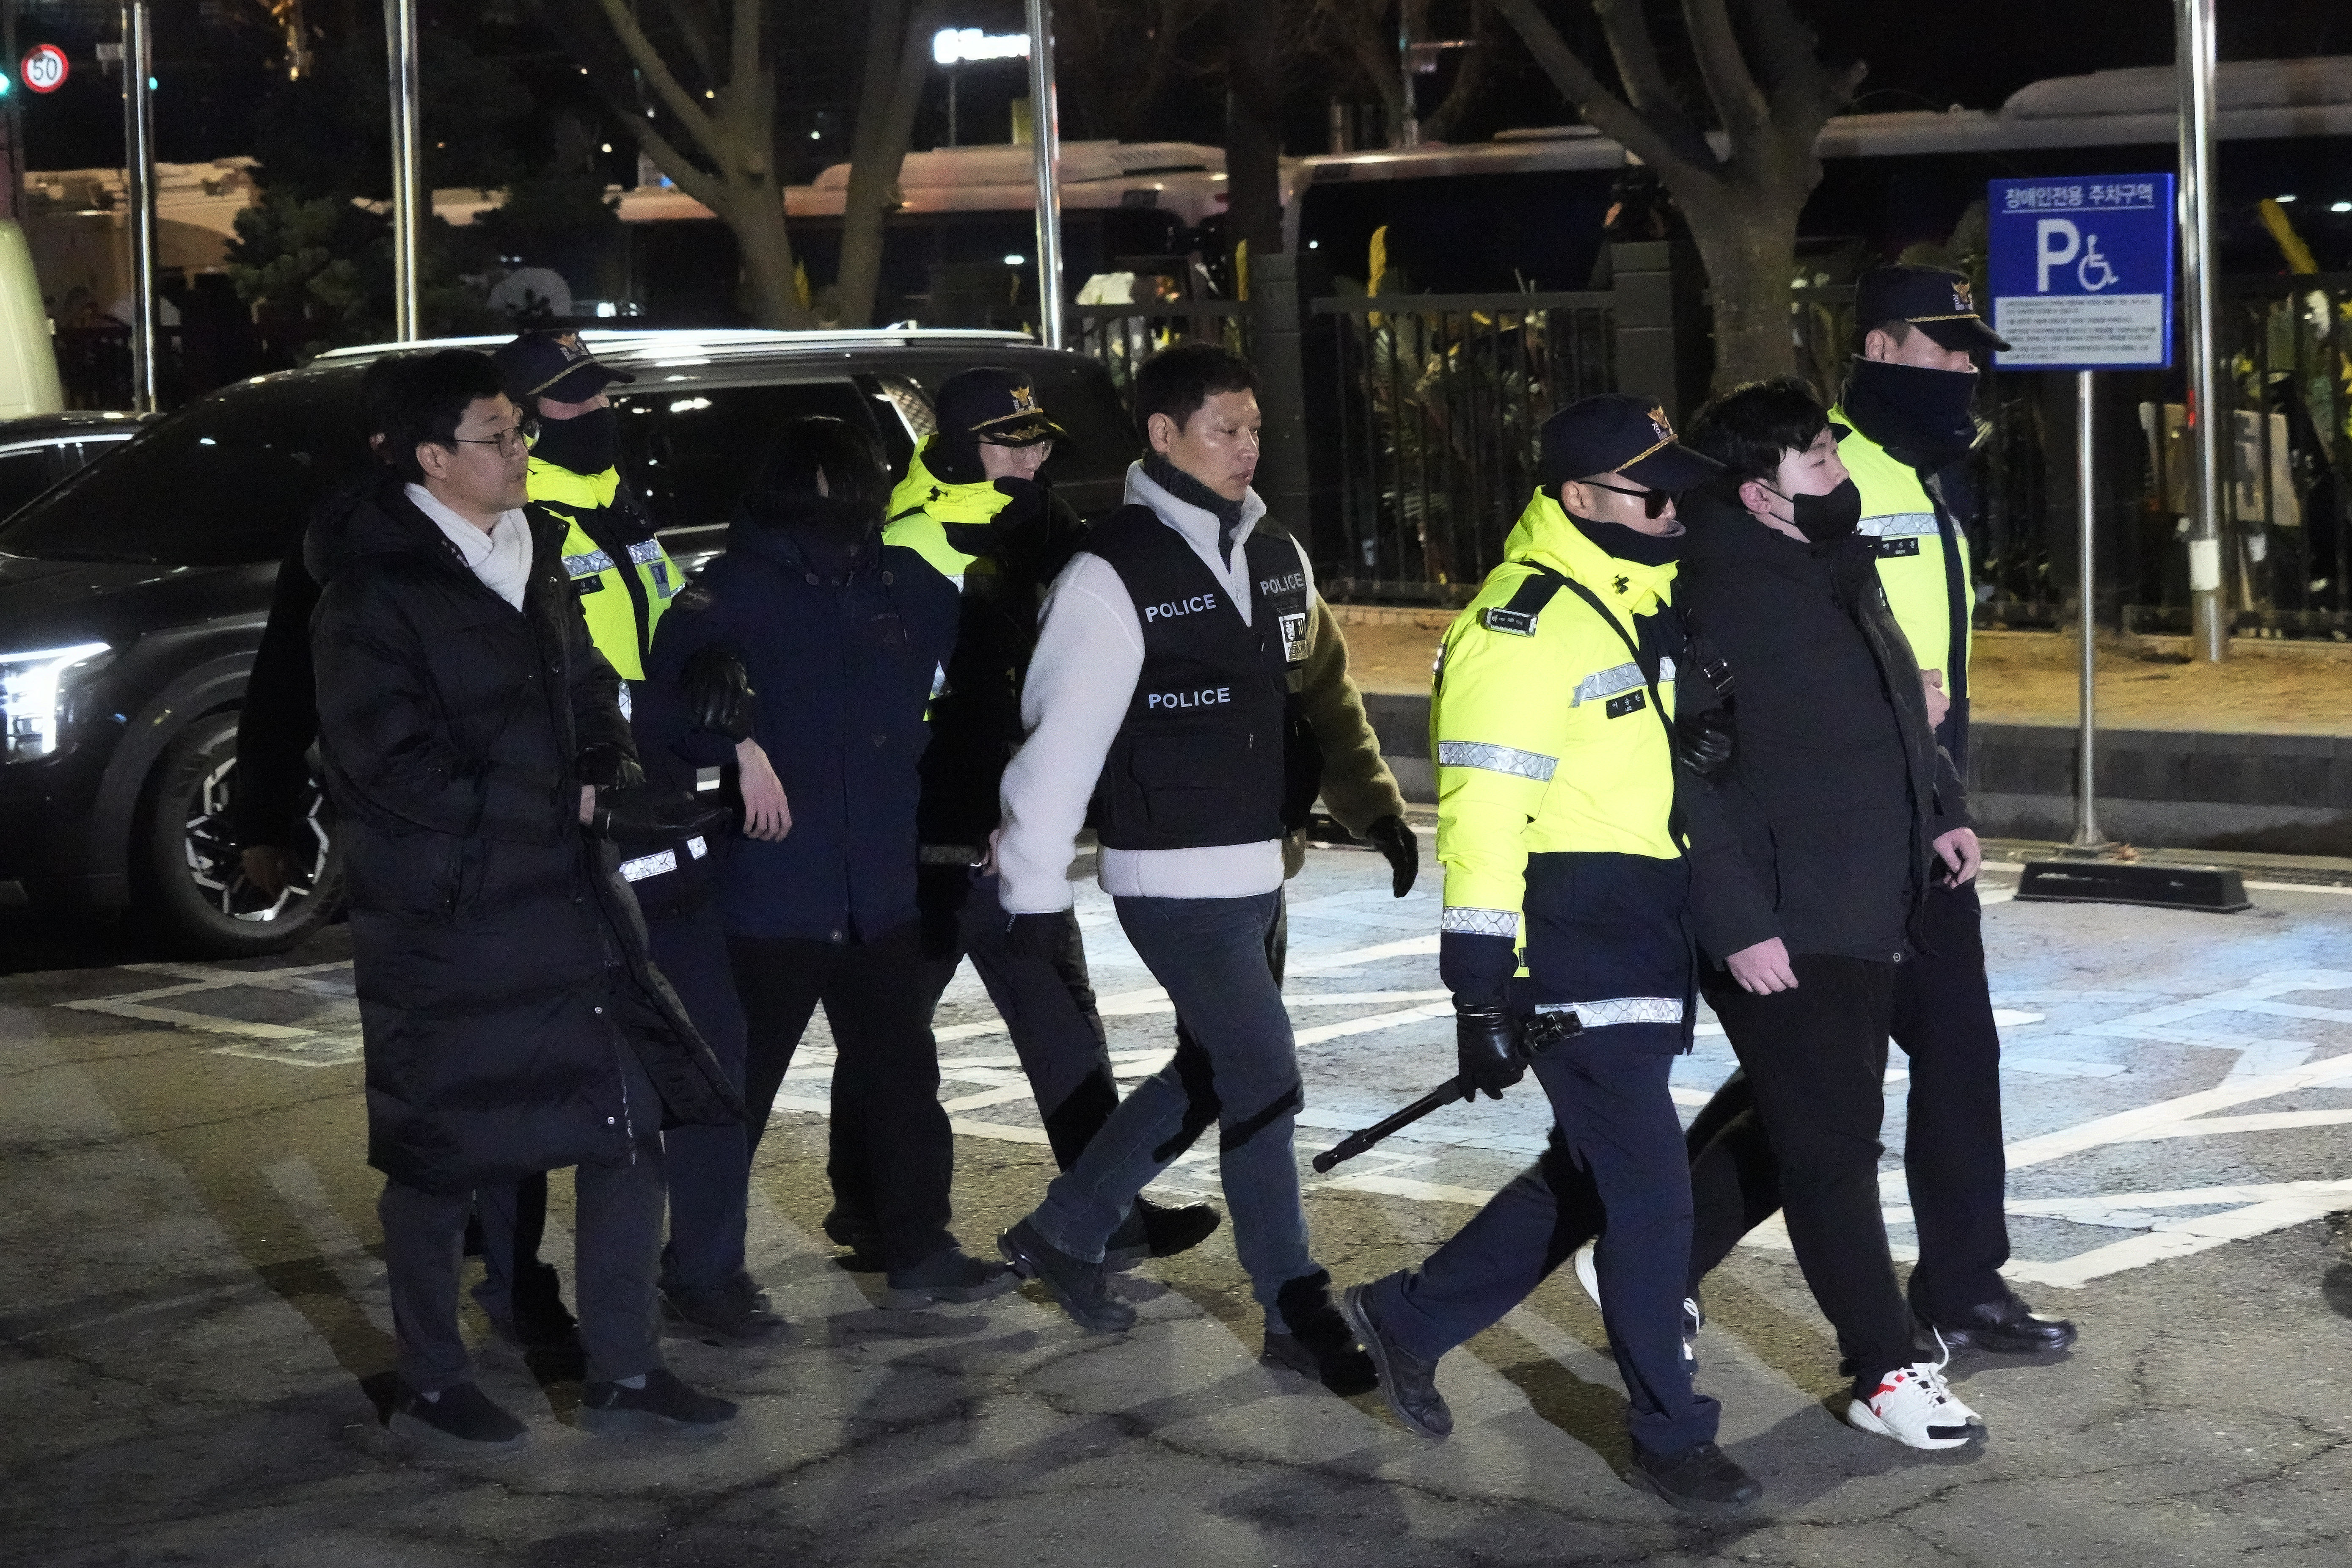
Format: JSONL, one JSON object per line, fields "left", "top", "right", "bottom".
{"left": 449, "top": 418, "right": 540, "bottom": 458}
{"left": 1583, "top": 477, "right": 1672, "bottom": 518}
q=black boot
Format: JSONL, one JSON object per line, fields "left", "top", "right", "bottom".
{"left": 1261, "top": 1269, "right": 1377, "bottom": 1396}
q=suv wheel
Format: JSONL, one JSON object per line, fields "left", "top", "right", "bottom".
{"left": 139, "top": 712, "right": 342, "bottom": 957}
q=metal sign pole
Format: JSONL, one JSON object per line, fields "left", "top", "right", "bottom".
{"left": 1022, "top": 0, "right": 1064, "bottom": 350}
{"left": 2073, "top": 369, "right": 2104, "bottom": 849}
{"left": 2176, "top": 0, "right": 2227, "bottom": 662}
{"left": 120, "top": 2, "right": 157, "bottom": 412}
{"left": 384, "top": 0, "right": 422, "bottom": 341}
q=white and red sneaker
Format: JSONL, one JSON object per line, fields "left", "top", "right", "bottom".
{"left": 1847, "top": 1347, "right": 1987, "bottom": 1450}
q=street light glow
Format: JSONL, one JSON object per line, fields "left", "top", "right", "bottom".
{"left": 2335, "top": 202, "right": 2352, "bottom": 214}
{"left": 933, "top": 28, "right": 1029, "bottom": 66}
{"left": 1005, "top": 254, "right": 1026, "bottom": 266}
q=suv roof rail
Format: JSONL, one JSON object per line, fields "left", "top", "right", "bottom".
{"left": 313, "top": 326, "right": 1041, "bottom": 364}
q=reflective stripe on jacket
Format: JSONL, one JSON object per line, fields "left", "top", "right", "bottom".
{"left": 1832, "top": 407, "right": 1972, "bottom": 689}
{"left": 1432, "top": 490, "right": 1681, "bottom": 942}
{"left": 531, "top": 457, "right": 678, "bottom": 681}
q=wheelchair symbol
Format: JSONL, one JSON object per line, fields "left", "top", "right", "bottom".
{"left": 2078, "top": 236, "right": 2119, "bottom": 292}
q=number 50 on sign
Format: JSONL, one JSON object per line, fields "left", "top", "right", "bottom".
{"left": 21, "top": 44, "right": 68, "bottom": 94}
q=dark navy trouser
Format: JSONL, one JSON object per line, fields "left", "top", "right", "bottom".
{"left": 1366, "top": 1044, "right": 1719, "bottom": 1457}
{"left": 647, "top": 899, "right": 753, "bottom": 1293}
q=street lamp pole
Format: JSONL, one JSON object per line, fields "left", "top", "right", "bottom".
{"left": 385, "top": 0, "right": 423, "bottom": 341}
{"left": 120, "top": 2, "right": 157, "bottom": 413}
{"left": 1022, "top": 0, "right": 1064, "bottom": 350}
{"left": 2175, "top": 0, "right": 2227, "bottom": 662}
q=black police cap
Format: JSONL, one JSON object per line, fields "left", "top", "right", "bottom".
{"left": 492, "top": 330, "right": 635, "bottom": 405}
{"left": 934, "top": 367, "right": 1067, "bottom": 447}
{"left": 1856, "top": 265, "right": 2010, "bottom": 353}
{"left": 1538, "top": 394, "right": 1722, "bottom": 495}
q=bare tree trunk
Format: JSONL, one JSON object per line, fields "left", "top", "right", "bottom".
{"left": 837, "top": 0, "right": 947, "bottom": 329}
{"left": 1492, "top": 0, "right": 1860, "bottom": 396}
{"left": 729, "top": 175, "right": 807, "bottom": 332}
{"left": 1225, "top": 0, "right": 1285, "bottom": 285}
{"left": 548, "top": 0, "right": 814, "bottom": 329}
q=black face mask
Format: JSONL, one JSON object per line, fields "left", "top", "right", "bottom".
{"left": 1776, "top": 477, "right": 1863, "bottom": 545}
{"left": 529, "top": 405, "right": 618, "bottom": 475}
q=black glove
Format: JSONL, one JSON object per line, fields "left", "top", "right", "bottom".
{"left": 1674, "top": 701, "right": 1736, "bottom": 783}
{"left": 991, "top": 475, "right": 1046, "bottom": 527}
{"left": 574, "top": 740, "right": 645, "bottom": 792}
{"left": 1362, "top": 814, "right": 1419, "bottom": 898}
{"left": 587, "top": 787, "right": 732, "bottom": 842}
{"left": 1455, "top": 1002, "right": 1528, "bottom": 1100}
{"left": 1002, "top": 911, "right": 1068, "bottom": 966}
{"left": 679, "top": 646, "right": 757, "bottom": 743}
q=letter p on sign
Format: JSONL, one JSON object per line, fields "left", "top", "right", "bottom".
{"left": 2037, "top": 219, "right": 2080, "bottom": 293}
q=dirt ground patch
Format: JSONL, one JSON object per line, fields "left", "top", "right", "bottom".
{"left": 1331, "top": 609, "right": 2352, "bottom": 737}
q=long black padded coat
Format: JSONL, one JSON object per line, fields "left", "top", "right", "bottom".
{"left": 306, "top": 477, "right": 741, "bottom": 1196}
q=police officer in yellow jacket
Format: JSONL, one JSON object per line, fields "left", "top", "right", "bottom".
{"left": 1342, "top": 395, "right": 1760, "bottom": 1513}
{"left": 1826, "top": 267, "right": 2076, "bottom": 1355}
{"left": 493, "top": 331, "right": 683, "bottom": 694}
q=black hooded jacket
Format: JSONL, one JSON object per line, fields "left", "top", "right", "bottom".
{"left": 305, "top": 475, "right": 740, "bottom": 1195}
{"left": 1673, "top": 480, "right": 1971, "bottom": 966}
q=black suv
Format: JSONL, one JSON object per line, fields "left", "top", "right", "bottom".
{"left": 0, "top": 329, "right": 1139, "bottom": 955}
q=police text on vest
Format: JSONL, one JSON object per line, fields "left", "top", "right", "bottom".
{"left": 1145, "top": 594, "right": 1218, "bottom": 622}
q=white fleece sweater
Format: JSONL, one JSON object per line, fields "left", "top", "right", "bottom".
{"left": 995, "top": 461, "right": 1314, "bottom": 913}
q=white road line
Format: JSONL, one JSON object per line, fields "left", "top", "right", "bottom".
{"left": 2246, "top": 879, "right": 2352, "bottom": 896}
{"left": 2000, "top": 1044, "right": 2352, "bottom": 1171}
{"left": 1319, "top": 1171, "right": 1499, "bottom": 1207}
{"left": 2101, "top": 1108, "right": 2352, "bottom": 1141}
{"left": 1293, "top": 1002, "right": 1454, "bottom": 1046}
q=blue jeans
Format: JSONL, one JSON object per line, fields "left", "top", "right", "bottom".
{"left": 1365, "top": 1045, "right": 1719, "bottom": 1456}
{"left": 1029, "top": 893, "right": 1316, "bottom": 1316}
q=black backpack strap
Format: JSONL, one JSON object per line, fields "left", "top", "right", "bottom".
{"left": 1477, "top": 568, "right": 1569, "bottom": 637}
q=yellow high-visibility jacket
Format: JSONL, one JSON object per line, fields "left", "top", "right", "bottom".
{"left": 533, "top": 456, "right": 678, "bottom": 682}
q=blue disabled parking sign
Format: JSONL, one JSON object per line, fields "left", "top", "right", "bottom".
{"left": 1987, "top": 174, "right": 2176, "bottom": 370}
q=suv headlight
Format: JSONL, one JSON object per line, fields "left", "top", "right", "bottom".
{"left": 1, "top": 642, "right": 110, "bottom": 763}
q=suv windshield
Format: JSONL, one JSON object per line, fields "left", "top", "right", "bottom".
{"left": 0, "top": 373, "right": 368, "bottom": 566}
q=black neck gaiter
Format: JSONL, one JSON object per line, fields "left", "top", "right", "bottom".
{"left": 1842, "top": 358, "right": 1980, "bottom": 472}
{"left": 530, "top": 406, "right": 618, "bottom": 475}
{"left": 1567, "top": 512, "right": 1683, "bottom": 568}
{"left": 1144, "top": 452, "right": 1246, "bottom": 533}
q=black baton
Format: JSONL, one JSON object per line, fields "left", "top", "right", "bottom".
{"left": 1312, "top": 1076, "right": 1473, "bottom": 1174}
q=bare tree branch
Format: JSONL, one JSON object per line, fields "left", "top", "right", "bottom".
{"left": 1750, "top": 0, "right": 1865, "bottom": 126}
{"left": 1491, "top": 0, "right": 1713, "bottom": 176}
{"left": 1589, "top": 0, "right": 1696, "bottom": 142}
{"left": 1682, "top": 0, "right": 1768, "bottom": 137}
{"left": 592, "top": 0, "right": 718, "bottom": 162}
{"left": 664, "top": 0, "right": 719, "bottom": 88}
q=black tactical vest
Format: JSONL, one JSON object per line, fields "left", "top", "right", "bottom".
{"left": 1084, "top": 504, "right": 1310, "bottom": 852}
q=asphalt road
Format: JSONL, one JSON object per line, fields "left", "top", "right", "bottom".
{"left": 5, "top": 844, "right": 2352, "bottom": 1566}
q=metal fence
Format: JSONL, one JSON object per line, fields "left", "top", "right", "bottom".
{"left": 1066, "top": 268, "right": 2352, "bottom": 637}
{"left": 1069, "top": 300, "right": 1253, "bottom": 399}
{"left": 1312, "top": 292, "right": 1617, "bottom": 602}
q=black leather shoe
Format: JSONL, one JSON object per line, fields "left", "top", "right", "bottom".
{"left": 1262, "top": 1269, "right": 1378, "bottom": 1397}
{"left": 1632, "top": 1440, "right": 1762, "bottom": 1514}
{"left": 1917, "top": 1290, "right": 2077, "bottom": 1355}
{"left": 1344, "top": 1281, "right": 1451, "bottom": 1439}
{"left": 1104, "top": 1198, "right": 1223, "bottom": 1268}
{"left": 999, "top": 1219, "right": 1135, "bottom": 1332}
{"left": 663, "top": 1275, "right": 788, "bottom": 1345}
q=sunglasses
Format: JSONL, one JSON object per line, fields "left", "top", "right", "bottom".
{"left": 1583, "top": 477, "right": 1673, "bottom": 519}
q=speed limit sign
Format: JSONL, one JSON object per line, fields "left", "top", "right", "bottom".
{"left": 22, "top": 44, "right": 68, "bottom": 95}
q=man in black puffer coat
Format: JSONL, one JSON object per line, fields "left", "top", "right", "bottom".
{"left": 1669, "top": 377, "right": 1991, "bottom": 1453}
{"left": 309, "top": 350, "right": 742, "bottom": 1453}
